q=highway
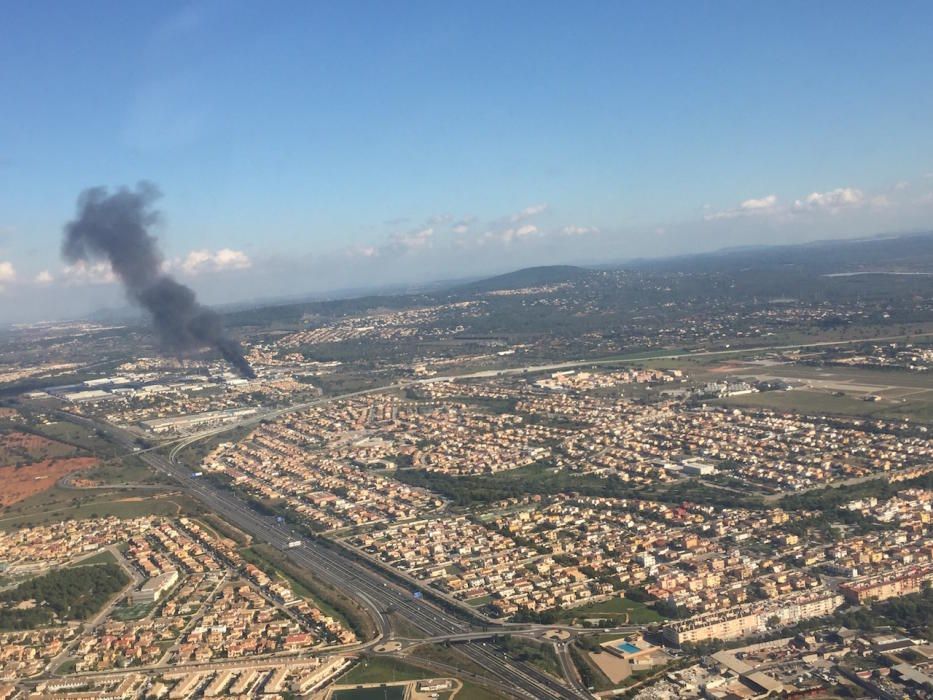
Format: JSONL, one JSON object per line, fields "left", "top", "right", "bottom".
{"left": 44, "top": 330, "right": 933, "bottom": 697}
{"left": 63, "top": 413, "right": 589, "bottom": 700}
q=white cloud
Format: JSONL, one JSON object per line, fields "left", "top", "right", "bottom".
{"left": 560, "top": 225, "right": 599, "bottom": 236}
{"left": 740, "top": 194, "right": 778, "bottom": 211}
{"left": 706, "top": 186, "right": 873, "bottom": 221}
{"left": 0, "top": 261, "right": 15, "bottom": 283}
{"left": 349, "top": 244, "right": 378, "bottom": 258}
{"left": 486, "top": 224, "right": 540, "bottom": 244}
{"left": 793, "top": 187, "right": 863, "bottom": 212}
{"left": 510, "top": 204, "right": 548, "bottom": 222}
{"left": 179, "top": 249, "right": 212, "bottom": 273}
{"left": 213, "top": 248, "right": 252, "bottom": 270}
{"left": 705, "top": 194, "right": 778, "bottom": 220}
{"left": 389, "top": 227, "right": 434, "bottom": 252}
{"left": 348, "top": 204, "right": 591, "bottom": 258}
{"left": 0, "top": 261, "right": 14, "bottom": 291}
{"left": 62, "top": 261, "right": 117, "bottom": 285}
{"left": 451, "top": 217, "right": 477, "bottom": 235}
{"left": 179, "top": 248, "right": 252, "bottom": 274}
{"left": 34, "top": 270, "right": 53, "bottom": 284}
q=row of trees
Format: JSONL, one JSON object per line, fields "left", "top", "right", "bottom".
{"left": 0, "top": 563, "right": 128, "bottom": 630}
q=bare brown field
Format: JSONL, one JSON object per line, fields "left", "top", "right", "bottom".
{"left": 0, "top": 456, "right": 99, "bottom": 507}
{"left": 0, "top": 430, "right": 80, "bottom": 467}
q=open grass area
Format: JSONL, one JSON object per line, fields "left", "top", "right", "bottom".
{"left": 409, "top": 643, "right": 490, "bottom": 678}
{"left": 0, "top": 489, "right": 201, "bottom": 530}
{"left": 28, "top": 420, "right": 124, "bottom": 456}
{"left": 110, "top": 602, "right": 155, "bottom": 621}
{"left": 559, "top": 595, "right": 663, "bottom": 624}
{"left": 84, "top": 455, "right": 172, "bottom": 486}
{"left": 339, "top": 656, "right": 432, "bottom": 685}
{"left": 712, "top": 386, "right": 933, "bottom": 424}
{"left": 386, "top": 611, "right": 429, "bottom": 640}
{"left": 69, "top": 549, "right": 118, "bottom": 567}
{"left": 712, "top": 390, "right": 891, "bottom": 417}
{"left": 466, "top": 594, "right": 493, "bottom": 607}
{"left": 333, "top": 688, "right": 405, "bottom": 700}
{"left": 499, "top": 637, "right": 563, "bottom": 679}
{"left": 453, "top": 681, "right": 510, "bottom": 700}
{"left": 727, "top": 362, "right": 933, "bottom": 389}
{"left": 341, "top": 650, "right": 509, "bottom": 700}
{"left": 54, "top": 659, "right": 78, "bottom": 675}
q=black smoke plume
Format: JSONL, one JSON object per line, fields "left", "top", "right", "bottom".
{"left": 62, "top": 182, "right": 256, "bottom": 378}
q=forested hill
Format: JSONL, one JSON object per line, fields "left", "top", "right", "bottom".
{"left": 456, "top": 265, "right": 593, "bottom": 293}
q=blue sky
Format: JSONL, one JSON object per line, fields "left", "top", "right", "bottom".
{"left": 2, "top": 1, "right": 933, "bottom": 320}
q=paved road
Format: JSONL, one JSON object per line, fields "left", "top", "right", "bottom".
{"left": 63, "top": 413, "right": 587, "bottom": 700}
{"left": 62, "top": 333, "right": 926, "bottom": 696}
{"left": 555, "top": 640, "right": 589, "bottom": 698}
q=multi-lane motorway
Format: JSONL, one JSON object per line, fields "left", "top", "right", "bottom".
{"left": 64, "top": 412, "right": 591, "bottom": 700}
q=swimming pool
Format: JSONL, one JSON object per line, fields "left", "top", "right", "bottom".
{"left": 617, "top": 642, "right": 640, "bottom": 654}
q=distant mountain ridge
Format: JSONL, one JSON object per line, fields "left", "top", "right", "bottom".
{"left": 73, "top": 231, "right": 933, "bottom": 328}
{"left": 457, "top": 265, "right": 593, "bottom": 293}
{"left": 622, "top": 231, "right": 933, "bottom": 274}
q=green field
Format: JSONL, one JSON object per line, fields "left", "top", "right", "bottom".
{"left": 68, "top": 549, "right": 118, "bottom": 567}
{"left": 28, "top": 420, "right": 124, "bottom": 456}
{"left": 712, "top": 390, "right": 887, "bottom": 417}
{"left": 386, "top": 611, "right": 429, "bottom": 640}
{"left": 84, "top": 454, "right": 172, "bottom": 486}
{"left": 713, "top": 387, "right": 933, "bottom": 424}
{"left": 0, "top": 489, "right": 201, "bottom": 530}
{"left": 453, "top": 682, "right": 509, "bottom": 700}
{"left": 110, "top": 601, "right": 155, "bottom": 621}
{"left": 498, "top": 637, "right": 563, "bottom": 679}
{"left": 559, "top": 595, "right": 663, "bottom": 624}
{"left": 726, "top": 362, "right": 933, "bottom": 389}
{"left": 54, "top": 659, "right": 78, "bottom": 675}
{"left": 338, "top": 654, "right": 508, "bottom": 700}
{"left": 466, "top": 594, "right": 493, "bottom": 607}
{"left": 332, "top": 688, "right": 405, "bottom": 700}
{"left": 339, "top": 657, "right": 432, "bottom": 685}
{"left": 410, "top": 643, "right": 490, "bottom": 678}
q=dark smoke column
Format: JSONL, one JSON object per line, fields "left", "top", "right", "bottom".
{"left": 62, "top": 182, "right": 256, "bottom": 378}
